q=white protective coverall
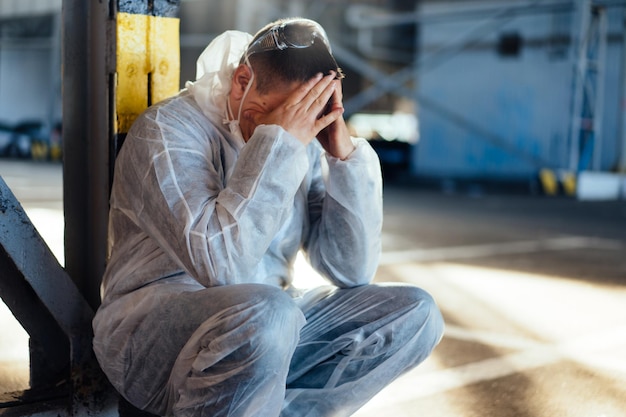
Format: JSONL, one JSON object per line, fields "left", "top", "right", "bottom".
{"left": 92, "top": 30, "right": 444, "bottom": 417}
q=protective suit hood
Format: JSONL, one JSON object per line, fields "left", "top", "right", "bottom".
{"left": 185, "top": 30, "right": 253, "bottom": 143}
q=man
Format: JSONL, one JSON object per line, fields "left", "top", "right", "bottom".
{"left": 93, "top": 18, "right": 444, "bottom": 417}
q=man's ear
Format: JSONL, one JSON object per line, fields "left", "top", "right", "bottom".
{"left": 231, "top": 64, "right": 253, "bottom": 100}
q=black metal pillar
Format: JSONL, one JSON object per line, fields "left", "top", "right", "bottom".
{"left": 62, "top": 0, "right": 114, "bottom": 311}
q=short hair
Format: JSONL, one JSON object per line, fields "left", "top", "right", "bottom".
{"left": 244, "top": 18, "right": 343, "bottom": 94}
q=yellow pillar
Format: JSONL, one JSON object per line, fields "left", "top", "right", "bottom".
{"left": 115, "top": 11, "right": 180, "bottom": 134}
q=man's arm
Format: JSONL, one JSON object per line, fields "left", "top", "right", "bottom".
{"left": 112, "top": 102, "right": 309, "bottom": 287}
{"left": 245, "top": 75, "right": 383, "bottom": 287}
{"left": 303, "top": 138, "right": 383, "bottom": 288}
{"left": 302, "top": 78, "right": 383, "bottom": 287}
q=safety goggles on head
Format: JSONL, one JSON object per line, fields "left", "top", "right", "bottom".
{"left": 246, "top": 19, "right": 332, "bottom": 58}
{"left": 244, "top": 19, "right": 344, "bottom": 80}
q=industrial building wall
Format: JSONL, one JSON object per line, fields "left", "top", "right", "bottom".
{"left": 602, "top": 8, "right": 626, "bottom": 172}
{"left": 0, "top": 47, "right": 56, "bottom": 124}
{"left": 414, "top": 1, "right": 625, "bottom": 181}
{"left": 0, "top": 8, "right": 62, "bottom": 134}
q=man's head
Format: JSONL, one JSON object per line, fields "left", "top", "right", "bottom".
{"left": 228, "top": 18, "right": 343, "bottom": 141}
{"left": 244, "top": 18, "right": 343, "bottom": 93}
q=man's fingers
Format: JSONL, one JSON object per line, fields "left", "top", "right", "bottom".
{"left": 260, "top": 72, "right": 344, "bottom": 145}
{"left": 314, "top": 105, "right": 344, "bottom": 133}
{"left": 313, "top": 83, "right": 337, "bottom": 117}
{"left": 286, "top": 73, "right": 324, "bottom": 107}
{"left": 284, "top": 73, "right": 335, "bottom": 111}
{"left": 330, "top": 79, "right": 343, "bottom": 105}
{"left": 302, "top": 73, "right": 337, "bottom": 112}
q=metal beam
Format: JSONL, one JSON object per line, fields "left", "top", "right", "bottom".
{"left": 0, "top": 184, "right": 103, "bottom": 413}
{"left": 568, "top": 1, "right": 609, "bottom": 172}
{"left": 0, "top": 177, "right": 93, "bottom": 388}
{"left": 340, "top": 0, "right": 541, "bottom": 115}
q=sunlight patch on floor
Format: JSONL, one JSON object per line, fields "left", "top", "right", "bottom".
{"left": 353, "top": 261, "right": 626, "bottom": 417}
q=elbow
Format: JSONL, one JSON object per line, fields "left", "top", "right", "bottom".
{"left": 317, "top": 237, "right": 381, "bottom": 289}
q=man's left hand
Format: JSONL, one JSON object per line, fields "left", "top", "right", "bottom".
{"left": 317, "top": 79, "right": 356, "bottom": 160}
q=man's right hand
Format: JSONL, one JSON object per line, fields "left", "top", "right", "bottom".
{"left": 243, "top": 73, "right": 344, "bottom": 146}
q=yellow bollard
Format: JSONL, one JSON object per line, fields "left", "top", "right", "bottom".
{"left": 539, "top": 169, "right": 558, "bottom": 196}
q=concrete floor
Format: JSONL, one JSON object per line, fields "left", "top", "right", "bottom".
{"left": 1, "top": 160, "right": 626, "bottom": 416}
